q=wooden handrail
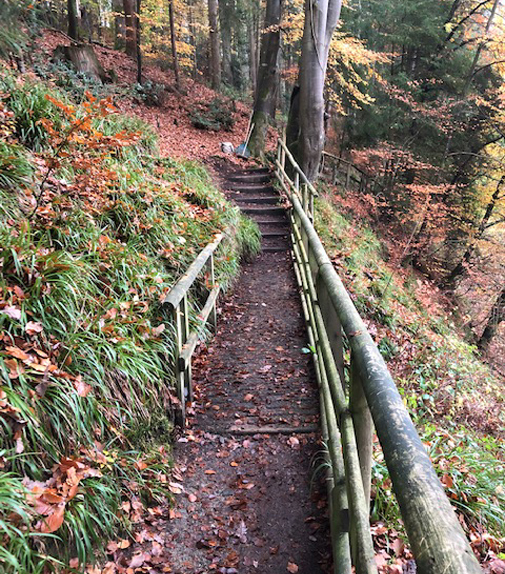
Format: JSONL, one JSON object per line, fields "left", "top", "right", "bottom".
{"left": 273, "top": 139, "right": 481, "bottom": 574}
{"left": 164, "top": 234, "right": 223, "bottom": 308}
{"left": 164, "top": 233, "right": 223, "bottom": 425}
{"left": 277, "top": 138, "right": 319, "bottom": 198}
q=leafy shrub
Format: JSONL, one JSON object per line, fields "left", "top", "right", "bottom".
{"left": 0, "top": 142, "right": 34, "bottom": 189}
{"left": 0, "top": 72, "right": 65, "bottom": 150}
{"left": 0, "top": 79, "right": 258, "bottom": 572}
{"left": 133, "top": 80, "right": 166, "bottom": 107}
{"left": 189, "top": 97, "right": 236, "bottom": 131}
{"left": 0, "top": 2, "right": 26, "bottom": 58}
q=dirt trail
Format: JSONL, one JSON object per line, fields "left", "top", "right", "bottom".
{"left": 159, "top": 166, "right": 329, "bottom": 573}
{"left": 107, "top": 166, "right": 330, "bottom": 573}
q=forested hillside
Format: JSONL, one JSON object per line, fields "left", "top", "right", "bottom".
{"left": 0, "top": 0, "right": 503, "bottom": 573}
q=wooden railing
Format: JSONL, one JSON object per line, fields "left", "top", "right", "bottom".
{"left": 276, "top": 138, "right": 318, "bottom": 219}
{"left": 273, "top": 138, "right": 481, "bottom": 574}
{"left": 320, "top": 151, "right": 372, "bottom": 192}
{"left": 164, "top": 233, "right": 223, "bottom": 425}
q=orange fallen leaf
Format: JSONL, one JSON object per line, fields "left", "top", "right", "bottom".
{"left": 287, "top": 562, "right": 299, "bottom": 573}
{"left": 5, "top": 346, "right": 30, "bottom": 361}
{"left": 39, "top": 504, "right": 65, "bottom": 533}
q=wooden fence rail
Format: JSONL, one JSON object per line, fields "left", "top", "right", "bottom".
{"left": 164, "top": 233, "right": 223, "bottom": 425}
{"left": 273, "top": 138, "right": 481, "bottom": 574}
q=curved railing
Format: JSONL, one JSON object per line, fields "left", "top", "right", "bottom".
{"left": 273, "top": 138, "right": 481, "bottom": 574}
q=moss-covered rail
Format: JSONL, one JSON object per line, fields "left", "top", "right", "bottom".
{"left": 164, "top": 233, "right": 223, "bottom": 426}
{"left": 273, "top": 138, "right": 482, "bottom": 574}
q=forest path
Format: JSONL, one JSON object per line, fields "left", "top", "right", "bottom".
{"left": 159, "top": 166, "right": 330, "bottom": 573}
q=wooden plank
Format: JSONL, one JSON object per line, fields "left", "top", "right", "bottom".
{"left": 164, "top": 234, "right": 223, "bottom": 308}
{"left": 224, "top": 425, "right": 319, "bottom": 435}
{"left": 178, "top": 285, "right": 221, "bottom": 370}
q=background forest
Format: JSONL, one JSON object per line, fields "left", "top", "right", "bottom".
{"left": 15, "top": 0, "right": 502, "bottom": 356}
{"left": 0, "top": 0, "right": 504, "bottom": 572}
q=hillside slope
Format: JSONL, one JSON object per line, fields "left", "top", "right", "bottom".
{"left": 0, "top": 45, "right": 260, "bottom": 572}
{"left": 315, "top": 190, "right": 504, "bottom": 569}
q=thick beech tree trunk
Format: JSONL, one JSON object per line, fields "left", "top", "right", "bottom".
{"left": 249, "top": 12, "right": 258, "bottom": 93}
{"left": 67, "top": 0, "right": 79, "bottom": 39}
{"left": 296, "top": 0, "right": 342, "bottom": 181}
{"left": 248, "top": 0, "right": 282, "bottom": 157}
{"left": 123, "top": 0, "right": 137, "bottom": 58}
{"left": 113, "top": 0, "right": 125, "bottom": 49}
{"left": 479, "top": 287, "right": 505, "bottom": 349}
{"left": 219, "top": 0, "right": 234, "bottom": 84}
{"left": 208, "top": 0, "right": 221, "bottom": 90}
{"left": 168, "top": 0, "right": 181, "bottom": 88}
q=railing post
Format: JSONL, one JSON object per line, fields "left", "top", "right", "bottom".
{"left": 181, "top": 294, "right": 193, "bottom": 402}
{"left": 206, "top": 252, "right": 217, "bottom": 329}
{"left": 316, "top": 275, "right": 345, "bottom": 390}
{"left": 349, "top": 354, "right": 373, "bottom": 507}
{"left": 172, "top": 303, "right": 186, "bottom": 426}
{"left": 346, "top": 163, "right": 351, "bottom": 188}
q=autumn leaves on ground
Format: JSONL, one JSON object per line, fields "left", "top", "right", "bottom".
{"left": 1, "top": 2, "right": 505, "bottom": 574}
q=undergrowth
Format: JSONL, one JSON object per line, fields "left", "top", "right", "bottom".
{"left": 314, "top": 193, "right": 504, "bottom": 552}
{"left": 0, "top": 64, "right": 259, "bottom": 573}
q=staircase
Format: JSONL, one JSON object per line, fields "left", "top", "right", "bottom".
{"left": 224, "top": 167, "right": 290, "bottom": 253}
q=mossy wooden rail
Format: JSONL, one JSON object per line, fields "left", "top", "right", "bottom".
{"left": 164, "top": 233, "right": 223, "bottom": 426}
{"left": 273, "top": 138, "right": 482, "bottom": 574}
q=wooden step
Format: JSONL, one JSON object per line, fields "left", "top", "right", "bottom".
{"left": 261, "top": 231, "right": 289, "bottom": 238}
{"left": 228, "top": 174, "right": 270, "bottom": 184}
{"left": 232, "top": 167, "right": 270, "bottom": 175}
{"left": 255, "top": 219, "right": 290, "bottom": 226}
{"left": 231, "top": 194, "right": 280, "bottom": 205}
{"left": 242, "top": 206, "right": 285, "bottom": 216}
{"left": 228, "top": 183, "right": 275, "bottom": 193}
{"left": 262, "top": 245, "right": 289, "bottom": 253}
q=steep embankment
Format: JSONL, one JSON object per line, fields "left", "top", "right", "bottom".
{"left": 315, "top": 191, "right": 504, "bottom": 569}
{"left": 0, "top": 46, "right": 260, "bottom": 572}
{"left": 37, "top": 30, "right": 276, "bottom": 163}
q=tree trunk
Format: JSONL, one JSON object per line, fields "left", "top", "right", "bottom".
{"left": 248, "top": 0, "right": 283, "bottom": 157}
{"left": 219, "top": 0, "right": 234, "bottom": 85}
{"left": 297, "top": 0, "right": 342, "bottom": 181}
{"left": 463, "top": 0, "right": 499, "bottom": 94}
{"left": 113, "top": 0, "right": 125, "bottom": 49}
{"left": 286, "top": 84, "right": 300, "bottom": 176}
{"left": 479, "top": 287, "right": 505, "bottom": 349}
{"left": 67, "top": 0, "right": 79, "bottom": 39}
{"left": 249, "top": 11, "right": 258, "bottom": 94}
{"left": 208, "top": 0, "right": 221, "bottom": 90}
{"left": 447, "top": 175, "right": 504, "bottom": 283}
{"left": 135, "top": 0, "right": 142, "bottom": 84}
{"left": 123, "top": 0, "right": 137, "bottom": 58}
{"left": 168, "top": 0, "right": 181, "bottom": 89}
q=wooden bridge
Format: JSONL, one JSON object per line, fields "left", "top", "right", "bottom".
{"left": 164, "top": 140, "right": 482, "bottom": 574}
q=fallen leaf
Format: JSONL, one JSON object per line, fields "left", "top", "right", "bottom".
{"left": 129, "top": 552, "right": 146, "bottom": 569}
{"left": 25, "top": 321, "right": 43, "bottom": 335}
{"left": 39, "top": 505, "right": 65, "bottom": 533}
{"left": 287, "top": 562, "right": 299, "bottom": 573}
{"left": 2, "top": 306, "right": 21, "bottom": 320}
{"left": 6, "top": 346, "right": 30, "bottom": 361}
